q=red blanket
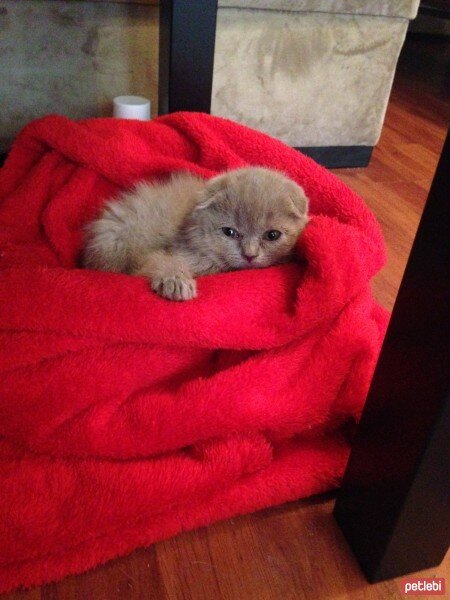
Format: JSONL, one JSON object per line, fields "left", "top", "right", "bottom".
{"left": 0, "top": 112, "right": 388, "bottom": 592}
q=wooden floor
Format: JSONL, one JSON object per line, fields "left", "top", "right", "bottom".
{"left": 4, "top": 34, "right": 449, "bottom": 600}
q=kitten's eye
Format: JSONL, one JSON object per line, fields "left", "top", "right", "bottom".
{"left": 264, "top": 230, "right": 281, "bottom": 241}
{"left": 222, "top": 227, "right": 240, "bottom": 239}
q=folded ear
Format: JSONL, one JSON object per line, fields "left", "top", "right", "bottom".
{"left": 287, "top": 182, "right": 309, "bottom": 221}
{"left": 195, "top": 173, "right": 228, "bottom": 210}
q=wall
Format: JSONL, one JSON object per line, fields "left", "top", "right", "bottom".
{"left": 0, "top": 0, "right": 159, "bottom": 152}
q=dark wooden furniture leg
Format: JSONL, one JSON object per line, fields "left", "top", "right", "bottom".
{"left": 158, "top": 0, "right": 218, "bottom": 115}
{"left": 333, "top": 130, "right": 450, "bottom": 582}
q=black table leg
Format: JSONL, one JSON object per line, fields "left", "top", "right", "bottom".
{"left": 158, "top": 0, "right": 218, "bottom": 115}
{"left": 333, "top": 130, "right": 450, "bottom": 581}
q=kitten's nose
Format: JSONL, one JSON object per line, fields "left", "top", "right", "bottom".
{"left": 244, "top": 254, "right": 257, "bottom": 263}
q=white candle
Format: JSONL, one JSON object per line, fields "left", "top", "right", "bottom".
{"left": 113, "top": 96, "right": 151, "bottom": 120}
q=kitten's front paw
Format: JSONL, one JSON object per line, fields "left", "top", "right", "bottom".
{"left": 152, "top": 274, "right": 197, "bottom": 301}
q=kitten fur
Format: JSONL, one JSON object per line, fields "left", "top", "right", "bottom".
{"left": 83, "top": 167, "right": 309, "bottom": 300}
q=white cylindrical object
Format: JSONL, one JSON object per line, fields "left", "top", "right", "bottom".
{"left": 113, "top": 96, "right": 151, "bottom": 120}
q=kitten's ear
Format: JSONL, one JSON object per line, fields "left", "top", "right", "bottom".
{"left": 287, "top": 182, "right": 309, "bottom": 221}
{"left": 195, "top": 173, "right": 227, "bottom": 210}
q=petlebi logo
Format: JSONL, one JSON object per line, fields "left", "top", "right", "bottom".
{"left": 402, "top": 578, "right": 445, "bottom": 595}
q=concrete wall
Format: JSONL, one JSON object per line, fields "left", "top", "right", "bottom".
{"left": 0, "top": 0, "right": 159, "bottom": 152}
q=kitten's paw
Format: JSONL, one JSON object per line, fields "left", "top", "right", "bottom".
{"left": 152, "top": 274, "right": 197, "bottom": 301}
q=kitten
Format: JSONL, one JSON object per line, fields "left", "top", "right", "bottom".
{"left": 83, "top": 167, "right": 309, "bottom": 300}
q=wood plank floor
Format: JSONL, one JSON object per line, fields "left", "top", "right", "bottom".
{"left": 3, "top": 34, "right": 449, "bottom": 600}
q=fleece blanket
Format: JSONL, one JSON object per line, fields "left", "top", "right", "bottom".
{"left": 0, "top": 112, "right": 388, "bottom": 592}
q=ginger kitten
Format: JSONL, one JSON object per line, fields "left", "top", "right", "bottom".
{"left": 83, "top": 167, "right": 309, "bottom": 300}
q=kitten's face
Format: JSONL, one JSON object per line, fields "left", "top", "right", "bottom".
{"left": 185, "top": 167, "right": 309, "bottom": 271}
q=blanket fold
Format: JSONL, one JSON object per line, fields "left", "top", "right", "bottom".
{"left": 0, "top": 112, "right": 388, "bottom": 592}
